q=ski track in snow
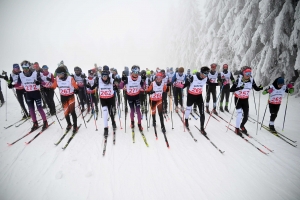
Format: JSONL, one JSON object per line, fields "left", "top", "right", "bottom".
{"left": 0, "top": 89, "right": 300, "bottom": 200}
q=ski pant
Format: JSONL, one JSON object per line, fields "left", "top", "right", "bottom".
{"left": 162, "top": 92, "right": 168, "bottom": 112}
{"left": 26, "top": 90, "right": 47, "bottom": 122}
{"left": 139, "top": 92, "right": 147, "bottom": 112}
{"left": 41, "top": 88, "right": 56, "bottom": 115}
{"left": 235, "top": 97, "right": 249, "bottom": 128}
{"left": 0, "top": 85, "right": 4, "bottom": 103}
{"left": 185, "top": 93, "right": 205, "bottom": 128}
{"left": 78, "top": 87, "right": 89, "bottom": 110}
{"left": 16, "top": 89, "right": 29, "bottom": 116}
{"left": 220, "top": 85, "right": 230, "bottom": 106}
{"left": 100, "top": 97, "right": 115, "bottom": 128}
{"left": 61, "top": 94, "right": 77, "bottom": 127}
{"left": 150, "top": 99, "right": 164, "bottom": 128}
{"left": 127, "top": 94, "right": 142, "bottom": 124}
{"left": 206, "top": 85, "right": 217, "bottom": 108}
{"left": 173, "top": 87, "right": 183, "bottom": 107}
{"left": 269, "top": 103, "right": 280, "bottom": 125}
{"left": 123, "top": 90, "right": 129, "bottom": 112}
{"left": 88, "top": 92, "right": 99, "bottom": 112}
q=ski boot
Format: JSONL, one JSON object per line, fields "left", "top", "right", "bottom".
{"left": 220, "top": 106, "right": 224, "bottom": 112}
{"left": 185, "top": 118, "right": 189, "bottom": 128}
{"left": 180, "top": 107, "right": 185, "bottom": 112}
{"left": 73, "top": 124, "right": 78, "bottom": 133}
{"left": 235, "top": 128, "right": 243, "bottom": 137}
{"left": 212, "top": 108, "right": 218, "bottom": 115}
{"left": 269, "top": 125, "right": 276, "bottom": 133}
{"left": 130, "top": 121, "right": 135, "bottom": 128}
{"left": 224, "top": 106, "right": 229, "bottom": 112}
{"left": 138, "top": 124, "right": 143, "bottom": 131}
{"left": 240, "top": 126, "right": 247, "bottom": 134}
{"left": 66, "top": 124, "right": 72, "bottom": 131}
{"left": 31, "top": 121, "right": 39, "bottom": 132}
{"left": 104, "top": 127, "right": 108, "bottom": 137}
{"left": 205, "top": 106, "right": 210, "bottom": 114}
{"left": 42, "top": 120, "right": 49, "bottom": 131}
{"left": 22, "top": 114, "right": 28, "bottom": 120}
{"left": 200, "top": 127, "right": 207, "bottom": 136}
{"left": 112, "top": 120, "right": 117, "bottom": 130}
{"left": 193, "top": 107, "right": 197, "bottom": 113}
{"left": 161, "top": 125, "right": 166, "bottom": 133}
{"left": 175, "top": 106, "right": 179, "bottom": 113}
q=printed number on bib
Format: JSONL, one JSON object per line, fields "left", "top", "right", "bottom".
{"left": 238, "top": 90, "right": 250, "bottom": 98}
{"left": 190, "top": 88, "right": 202, "bottom": 94}
{"left": 152, "top": 93, "right": 162, "bottom": 99}
{"left": 128, "top": 88, "right": 139, "bottom": 94}
{"left": 60, "top": 88, "right": 71, "bottom": 95}
{"left": 45, "top": 82, "right": 52, "bottom": 87}
{"left": 100, "top": 90, "right": 112, "bottom": 97}
{"left": 270, "top": 97, "right": 282, "bottom": 104}
{"left": 25, "top": 84, "right": 38, "bottom": 91}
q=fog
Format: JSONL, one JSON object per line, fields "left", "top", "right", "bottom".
{"left": 0, "top": 0, "right": 182, "bottom": 73}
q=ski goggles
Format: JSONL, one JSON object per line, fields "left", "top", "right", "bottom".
{"left": 244, "top": 72, "right": 251, "bottom": 76}
{"left": 202, "top": 71, "right": 209, "bottom": 76}
{"left": 131, "top": 69, "right": 139, "bottom": 74}
{"left": 101, "top": 74, "right": 108, "bottom": 78}
{"left": 22, "top": 65, "right": 30, "bottom": 70}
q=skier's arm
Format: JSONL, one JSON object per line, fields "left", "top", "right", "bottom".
{"left": 71, "top": 77, "right": 79, "bottom": 90}
{"left": 230, "top": 73, "right": 235, "bottom": 83}
{"left": 171, "top": 74, "right": 176, "bottom": 84}
{"left": 252, "top": 80, "right": 263, "bottom": 91}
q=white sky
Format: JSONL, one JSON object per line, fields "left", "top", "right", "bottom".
{"left": 0, "top": 0, "right": 206, "bottom": 73}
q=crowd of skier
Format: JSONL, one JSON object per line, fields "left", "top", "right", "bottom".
{"left": 0, "top": 61, "right": 295, "bottom": 141}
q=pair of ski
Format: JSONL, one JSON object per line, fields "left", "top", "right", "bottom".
{"left": 7, "top": 121, "right": 55, "bottom": 146}
{"left": 103, "top": 127, "right": 116, "bottom": 156}
{"left": 131, "top": 126, "right": 149, "bottom": 147}
{"left": 4, "top": 117, "right": 30, "bottom": 129}
{"left": 54, "top": 124, "right": 82, "bottom": 150}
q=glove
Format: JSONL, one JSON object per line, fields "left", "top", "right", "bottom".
{"left": 258, "top": 85, "right": 263, "bottom": 91}
{"left": 223, "top": 80, "right": 228, "bottom": 85}
{"left": 113, "top": 85, "right": 118, "bottom": 91}
{"left": 4, "top": 75, "right": 8, "bottom": 81}
{"left": 268, "top": 88, "right": 273, "bottom": 93}
{"left": 288, "top": 88, "right": 294, "bottom": 94}
{"left": 177, "top": 83, "right": 184, "bottom": 88}
{"left": 46, "top": 77, "right": 52, "bottom": 81}
{"left": 262, "top": 90, "right": 268, "bottom": 95}
{"left": 287, "top": 83, "right": 293, "bottom": 89}
{"left": 35, "top": 80, "right": 40, "bottom": 85}
{"left": 148, "top": 91, "right": 155, "bottom": 94}
{"left": 8, "top": 84, "right": 13, "bottom": 89}
{"left": 86, "top": 83, "right": 91, "bottom": 89}
{"left": 122, "top": 76, "right": 127, "bottom": 82}
{"left": 74, "top": 89, "right": 79, "bottom": 94}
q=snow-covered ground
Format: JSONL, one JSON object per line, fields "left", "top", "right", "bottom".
{"left": 0, "top": 85, "right": 299, "bottom": 200}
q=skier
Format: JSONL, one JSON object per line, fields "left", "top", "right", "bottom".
{"left": 16, "top": 60, "right": 49, "bottom": 131}
{"left": 183, "top": 67, "right": 210, "bottom": 135}
{"left": 121, "top": 68, "right": 130, "bottom": 113}
{"left": 85, "top": 70, "right": 99, "bottom": 114}
{"left": 218, "top": 64, "right": 235, "bottom": 112}
{"left": 262, "top": 77, "right": 294, "bottom": 132}
{"left": 146, "top": 72, "right": 167, "bottom": 132}
{"left": 172, "top": 67, "right": 185, "bottom": 112}
{"left": 97, "top": 69, "right": 117, "bottom": 137}
{"left": 4, "top": 64, "right": 30, "bottom": 119}
{"left": 0, "top": 74, "right": 5, "bottom": 106}
{"left": 52, "top": 66, "right": 79, "bottom": 132}
{"left": 230, "top": 66, "right": 263, "bottom": 136}
{"left": 72, "top": 66, "right": 89, "bottom": 112}
{"left": 112, "top": 68, "right": 121, "bottom": 114}
{"left": 205, "top": 63, "right": 220, "bottom": 115}
{"left": 40, "top": 65, "right": 56, "bottom": 115}
{"left": 120, "top": 65, "right": 145, "bottom": 131}
{"left": 139, "top": 70, "right": 148, "bottom": 115}
{"left": 192, "top": 69, "right": 198, "bottom": 113}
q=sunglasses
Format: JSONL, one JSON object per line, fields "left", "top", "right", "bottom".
{"left": 244, "top": 72, "right": 251, "bottom": 76}
{"left": 56, "top": 72, "right": 65, "bottom": 76}
{"left": 22, "top": 67, "right": 29, "bottom": 70}
{"left": 102, "top": 75, "right": 108, "bottom": 78}
{"left": 132, "top": 70, "right": 139, "bottom": 74}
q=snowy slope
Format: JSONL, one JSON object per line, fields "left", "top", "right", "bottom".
{"left": 0, "top": 86, "right": 300, "bottom": 200}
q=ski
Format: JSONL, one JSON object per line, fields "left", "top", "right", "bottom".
{"left": 190, "top": 112, "right": 198, "bottom": 120}
{"left": 113, "top": 128, "right": 116, "bottom": 145}
{"left": 226, "top": 125, "right": 269, "bottom": 155}
{"left": 62, "top": 124, "right": 82, "bottom": 150}
{"left": 138, "top": 129, "right": 149, "bottom": 147}
{"left": 176, "top": 112, "right": 197, "bottom": 142}
{"left": 261, "top": 124, "right": 297, "bottom": 147}
{"left": 194, "top": 125, "right": 224, "bottom": 154}
{"left": 54, "top": 128, "right": 72, "bottom": 145}
{"left": 7, "top": 125, "right": 42, "bottom": 145}
{"left": 162, "top": 130, "right": 170, "bottom": 148}
{"left": 25, "top": 121, "right": 55, "bottom": 144}
{"left": 4, "top": 118, "right": 27, "bottom": 129}
{"left": 103, "top": 136, "right": 108, "bottom": 156}
{"left": 15, "top": 118, "right": 30, "bottom": 127}
{"left": 132, "top": 127, "right": 135, "bottom": 143}
{"left": 216, "top": 114, "right": 273, "bottom": 152}
{"left": 86, "top": 114, "right": 93, "bottom": 123}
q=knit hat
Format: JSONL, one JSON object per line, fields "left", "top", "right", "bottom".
{"left": 42, "top": 65, "right": 48, "bottom": 70}
{"left": 13, "top": 64, "right": 20, "bottom": 69}
{"left": 277, "top": 77, "right": 284, "bottom": 85}
{"left": 178, "top": 67, "right": 184, "bottom": 73}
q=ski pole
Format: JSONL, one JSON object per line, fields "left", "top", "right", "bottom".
{"left": 76, "top": 94, "right": 87, "bottom": 128}
{"left": 54, "top": 91, "right": 63, "bottom": 108}
{"left": 256, "top": 91, "right": 261, "bottom": 135}
{"left": 115, "top": 91, "right": 123, "bottom": 129}
{"left": 149, "top": 98, "right": 152, "bottom": 131}
{"left": 5, "top": 81, "right": 7, "bottom": 121}
{"left": 282, "top": 93, "right": 290, "bottom": 131}
{"left": 229, "top": 93, "right": 234, "bottom": 112}
{"left": 205, "top": 84, "right": 224, "bottom": 129}
{"left": 260, "top": 97, "right": 269, "bottom": 130}
{"left": 226, "top": 96, "right": 240, "bottom": 132}
{"left": 252, "top": 90, "right": 257, "bottom": 115}
{"left": 89, "top": 93, "right": 98, "bottom": 131}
